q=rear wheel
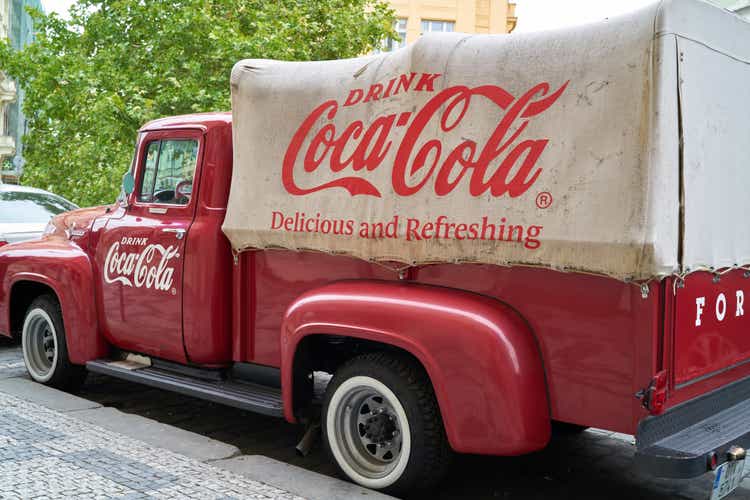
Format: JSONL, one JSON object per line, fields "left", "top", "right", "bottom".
{"left": 322, "top": 352, "right": 451, "bottom": 495}
{"left": 22, "top": 295, "right": 86, "bottom": 391}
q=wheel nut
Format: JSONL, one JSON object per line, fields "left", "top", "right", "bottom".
{"left": 392, "top": 430, "right": 400, "bottom": 437}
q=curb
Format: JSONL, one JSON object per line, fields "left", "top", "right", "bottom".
{"left": 215, "top": 455, "right": 395, "bottom": 500}
{"left": 73, "top": 406, "right": 242, "bottom": 462}
{"left": 0, "top": 377, "right": 101, "bottom": 412}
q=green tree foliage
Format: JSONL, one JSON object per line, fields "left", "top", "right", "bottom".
{"left": 0, "top": 0, "right": 395, "bottom": 206}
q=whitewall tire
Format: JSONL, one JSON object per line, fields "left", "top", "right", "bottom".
{"left": 22, "top": 308, "right": 59, "bottom": 383}
{"left": 326, "top": 375, "right": 412, "bottom": 489}
{"left": 21, "top": 295, "right": 86, "bottom": 391}
{"left": 322, "top": 352, "right": 451, "bottom": 495}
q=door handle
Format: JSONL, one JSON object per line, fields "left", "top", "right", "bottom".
{"left": 162, "top": 228, "right": 186, "bottom": 240}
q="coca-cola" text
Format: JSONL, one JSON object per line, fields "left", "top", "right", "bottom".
{"left": 103, "top": 242, "right": 179, "bottom": 292}
{"left": 283, "top": 76, "right": 568, "bottom": 199}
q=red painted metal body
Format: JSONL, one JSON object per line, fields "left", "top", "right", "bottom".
{"left": 1, "top": 113, "right": 749, "bottom": 458}
{"left": 281, "top": 280, "right": 550, "bottom": 455}
{"left": 0, "top": 228, "right": 109, "bottom": 365}
{"left": 663, "top": 271, "right": 750, "bottom": 408}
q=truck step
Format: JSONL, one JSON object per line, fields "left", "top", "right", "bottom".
{"left": 86, "top": 359, "right": 284, "bottom": 418}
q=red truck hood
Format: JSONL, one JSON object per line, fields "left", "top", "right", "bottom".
{"left": 47, "top": 205, "right": 112, "bottom": 238}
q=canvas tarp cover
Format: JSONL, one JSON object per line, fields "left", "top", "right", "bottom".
{"left": 224, "top": 0, "right": 750, "bottom": 281}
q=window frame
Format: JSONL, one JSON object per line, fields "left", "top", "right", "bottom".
{"left": 138, "top": 140, "right": 163, "bottom": 204}
{"left": 388, "top": 18, "right": 408, "bottom": 51}
{"left": 420, "top": 19, "right": 455, "bottom": 34}
{"left": 131, "top": 129, "right": 204, "bottom": 211}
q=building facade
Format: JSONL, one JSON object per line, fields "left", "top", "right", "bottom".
{"left": 382, "top": 0, "right": 517, "bottom": 51}
{"left": 0, "top": 0, "right": 42, "bottom": 183}
{"left": 0, "top": 0, "right": 16, "bottom": 176}
{"left": 710, "top": 0, "right": 750, "bottom": 18}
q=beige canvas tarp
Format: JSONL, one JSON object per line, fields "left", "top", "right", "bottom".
{"left": 223, "top": 0, "right": 750, "bottom": 281}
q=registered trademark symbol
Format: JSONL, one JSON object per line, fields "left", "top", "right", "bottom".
{"left": 536, "top": 191, "right": 553, "bottom": 209}
{"left": 171, "top": 288, "right": 177, "bottom": 296}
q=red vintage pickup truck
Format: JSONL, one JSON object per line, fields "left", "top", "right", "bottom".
{"left": 1, "top": 0, "right": 750, "bottom": 496}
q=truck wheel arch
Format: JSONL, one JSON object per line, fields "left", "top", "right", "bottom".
{"left": 6, "top": 257, "right": 107, "bottom": 365}
{"left": 9, "top": 280, "right": 57, "bottom": 339}
{"left": 281, "top": 280, "right": 551, "bottom": 456}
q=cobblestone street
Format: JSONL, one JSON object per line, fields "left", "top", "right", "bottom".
{"left": 0, "top": 392, "right": 303, "bottom": 500}
{"left": 1, "top": 342, "right": 749, "bottom": 499}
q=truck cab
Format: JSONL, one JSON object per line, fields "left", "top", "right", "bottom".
{"left": 94, "top": 114, "right": 234, "bottom": 367}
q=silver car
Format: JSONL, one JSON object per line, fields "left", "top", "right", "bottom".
{"left": 0, "top": 184, "right": 78, "bottom": 247}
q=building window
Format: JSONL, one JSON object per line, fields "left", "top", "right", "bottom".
{"left": 421, "top": 19, "right": 455, "bottom": 33}
{"left": 381, "top": 18, "right": 408, "bottom": 52}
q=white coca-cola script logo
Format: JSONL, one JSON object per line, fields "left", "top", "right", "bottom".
{"left": 104, "top": 242, "right": 179, "bottom": 291}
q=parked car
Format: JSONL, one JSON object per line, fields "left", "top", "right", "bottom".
{"left": 0, "top": 184, "right": 78, "bottom": 247}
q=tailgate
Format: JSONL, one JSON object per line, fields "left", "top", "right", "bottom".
{"left": 633, "top": 270, "right": 750, "bottom": 479}
{"left": 673, "top": 269, "right": 750, "bottom": 388}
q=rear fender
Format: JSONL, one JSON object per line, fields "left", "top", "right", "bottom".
{"left": 281, "top": 280, "right": 550, "bottom": 456}
{"left": 0, "top": 238, "right": 108, "bottom": 364}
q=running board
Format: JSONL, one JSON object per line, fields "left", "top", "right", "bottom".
{"left": 86, "top": 359, "right": 284, "bottom": 418}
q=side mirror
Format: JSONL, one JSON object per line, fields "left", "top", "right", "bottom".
{"left": 122, "top": 172, "right": 135, "bottom": 195}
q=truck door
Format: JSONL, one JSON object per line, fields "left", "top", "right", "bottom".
{"left": 96, "top": 130, "right": 203, "bottom": 362}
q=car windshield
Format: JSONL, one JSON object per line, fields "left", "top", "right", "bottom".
{"left": 0, "top": 190, "right": 78, "bottom": 224}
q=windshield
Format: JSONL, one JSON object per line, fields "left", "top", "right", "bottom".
{"left": 0, "top": 191, "right": 78, "bottom": 224}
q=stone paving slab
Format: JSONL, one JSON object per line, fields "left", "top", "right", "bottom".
{"left": 0, "top": 392, "right": 304, "bottom": 499}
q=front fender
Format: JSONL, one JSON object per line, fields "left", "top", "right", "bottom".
{"left": 281, "top": 280, "right": 550, "bottom": 456}
{"left": 0, "top": 237, "right": 108, "bottom": 364}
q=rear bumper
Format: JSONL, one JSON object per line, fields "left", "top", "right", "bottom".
{"left": 635, "top": 374, "right": 750, "bottom": 478}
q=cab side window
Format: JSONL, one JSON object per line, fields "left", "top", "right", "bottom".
{"left": 137, "top": 139, "right": 199, "bottom": 205}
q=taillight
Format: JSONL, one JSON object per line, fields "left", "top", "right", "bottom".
{"left": 708, "top": 451, "right": 718, "bottom": 470}
{"left": 650, "top": 370, "right": 668, "bottom": 414}
{"left": 636, "top": 370, "right": 669, "bottom": 415}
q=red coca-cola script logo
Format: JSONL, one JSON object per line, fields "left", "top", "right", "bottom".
{"left": 283, "top": 78, "right": 568, "bottom": 198}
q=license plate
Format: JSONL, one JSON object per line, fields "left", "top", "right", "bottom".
{"left": 710, "top": 459, "right": 747, "bottom": 500}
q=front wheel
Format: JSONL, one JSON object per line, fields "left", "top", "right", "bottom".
{"left": 322, "top": 352, "right": 451, "bottom": 495}
{"left": 22, "top": 294, "right": 86, "bottom": 391}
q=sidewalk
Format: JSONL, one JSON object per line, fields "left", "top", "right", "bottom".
{"left": 0, "top": 392, "right": 301, "bottom": 499}
{"left": 0, "top": 345, "right": 392, "bottom": 500}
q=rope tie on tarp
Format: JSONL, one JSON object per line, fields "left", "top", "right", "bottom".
{"left": 233, "top": 246, "right": 750, "bottom": 297}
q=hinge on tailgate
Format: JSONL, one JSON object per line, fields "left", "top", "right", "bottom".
{"left": 635, "top": 370, "right": 668, "bottom": 415}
